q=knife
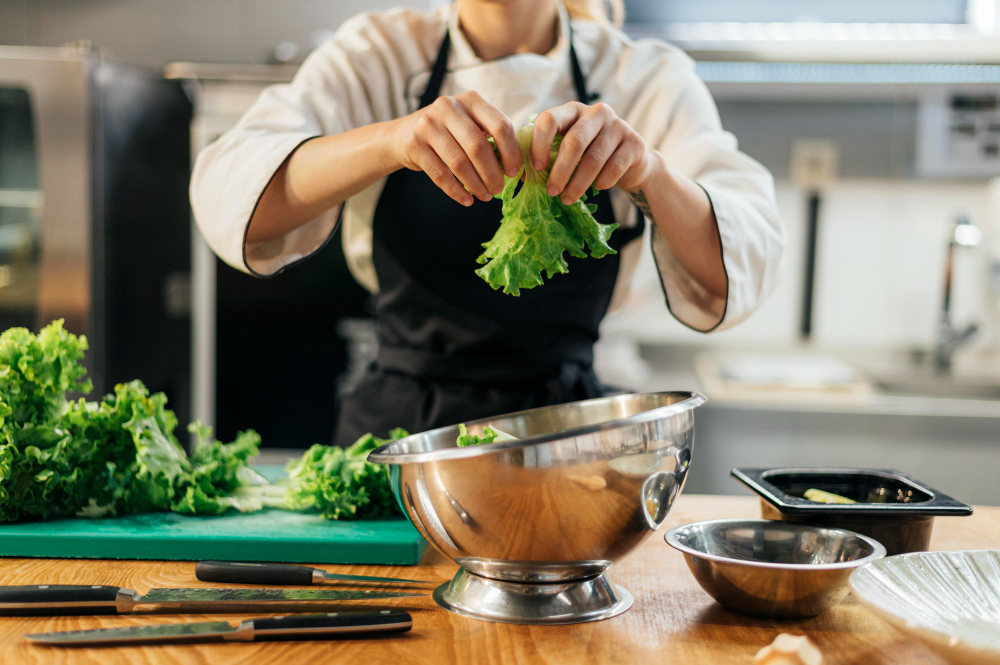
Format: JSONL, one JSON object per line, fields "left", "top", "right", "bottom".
{"left": 195, "top": 561, "right": 431, "bottom": 587}
{"left": 0, "top": 585, "right": 423, "bottom": 616}
{"left": 25, "top": 610, "right": 413, "bottom": 646}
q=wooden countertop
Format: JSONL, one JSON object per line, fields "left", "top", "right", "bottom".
{"left": 2, "top": 494, "right": 997, "bottom": 665}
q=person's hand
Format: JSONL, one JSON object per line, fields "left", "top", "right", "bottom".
{"left": 530, "top": 102, "right": 651, "bottom": 204}
{"left": 390, "top": 91, "right": 521, "bottom": 207}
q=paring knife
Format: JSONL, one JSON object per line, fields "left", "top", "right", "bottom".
{"left": 0, "top": 585, "right": 423, "bottom": 616}
{"left": 195, "top": 560, "right": 431, "bottom": 587}
{"left": 25, "top": 610, "right": 412, "bottom": 646}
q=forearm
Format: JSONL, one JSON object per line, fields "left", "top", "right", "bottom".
{"left": 619, "top": 151, "right": 727, "bottom": 299}
{"left": 247, "top": 121, "right": 400, "bottom": 244}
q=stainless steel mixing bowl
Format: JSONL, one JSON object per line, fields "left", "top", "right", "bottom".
{"left": 368, "top": 391, "right": 706, "bottom": 624}
{"left": 665, "top": 519, "right": 886, "bottom": 618}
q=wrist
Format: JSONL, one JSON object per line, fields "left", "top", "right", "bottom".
{"left": 375, "top": 118, "right": 408, "bottom": 173}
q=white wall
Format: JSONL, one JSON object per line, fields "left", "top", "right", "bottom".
{"left": 602, "top": 178, "right": 994, "bottom": 351}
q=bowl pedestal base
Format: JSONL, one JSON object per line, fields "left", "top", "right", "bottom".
{"left": 432, "top": 567, "right": 633, "bottom": 625}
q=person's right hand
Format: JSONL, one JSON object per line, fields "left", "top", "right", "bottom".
{"left": 389, "top": 91, "right": 521, "bottom": 207}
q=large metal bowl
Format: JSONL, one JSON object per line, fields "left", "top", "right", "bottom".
{"left": 368, "top": 391, "right": 706, "bottom": 624}
{"left": 666, "top": 519, "right": 886, "bottom": 618}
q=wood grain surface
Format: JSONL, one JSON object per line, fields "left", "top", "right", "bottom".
{"left": 1, "top": 494, "right": 996, "bottom": 665}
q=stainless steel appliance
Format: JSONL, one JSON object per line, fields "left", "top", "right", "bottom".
{"left": 0, "top": 44, "right": 193, "bottom": 424}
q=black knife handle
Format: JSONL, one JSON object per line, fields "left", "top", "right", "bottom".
{"left": 0, "top": 585, "right": 122, "bottom": 616}
{"left": 248, "top": 611, "right": 413, "bottom": 640}
{"left": 196, "top": 561, "right": 317, "bottom": 586}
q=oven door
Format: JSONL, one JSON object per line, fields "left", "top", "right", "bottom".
{"left": 0, "top": 46, "right": 91, "bottom": 337}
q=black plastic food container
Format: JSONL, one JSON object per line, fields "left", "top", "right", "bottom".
{"left": 731, "top": 468, "right": 973, "bottom": 555}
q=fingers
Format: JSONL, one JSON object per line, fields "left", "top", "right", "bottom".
{"left": 446, "top": 117, "right": 505, "bottom": 197}
{"left": 560, "top": 124, "right": 622, "bottom": 204}
{"left": 428, "top": 93, "right": 513, "bottom": 198}
{"left": 410, "top": 143, "right": 474, "bottom": 207}
{"left": 593, "top": 140, "right": 643, "bottom": 192}
{"left": 539, "top": 104, "right": 645, "bottom": 204}
{"left": 403, "top": 93, "right": 646, "bottom": 208}
{"left": 462, "top": 92, "right": 520, "bottom": 178}
{"left": 445, "top": 96, "right": 506, "bottom": 194}
{"left": 546, "top": 105, "right": 613, "bottom": 198}
{"left": 531, "top": 104, "right": 582, "bottom": 171}
{"left": 427, "top": 127, "right": 492, "bottom": 202}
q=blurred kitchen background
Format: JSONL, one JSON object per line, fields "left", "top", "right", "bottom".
{"left": 3, "top": 0, "right": 1000, "bottom": 503}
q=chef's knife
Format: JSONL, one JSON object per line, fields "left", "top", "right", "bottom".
{"left": 25, "top": 610, "right": 412, "bottom": 646}
{"left": 0, "top": 585, "right": 423, "bottom": 616}
{"left": 195, "top": 561, "right": 431, "bottom": 587}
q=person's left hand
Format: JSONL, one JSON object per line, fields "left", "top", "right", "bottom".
{"left": 530, "top": 102, "right": 651, "bottom": 204}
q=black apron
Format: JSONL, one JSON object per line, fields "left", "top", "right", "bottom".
{"left": 332, "top": 28, "right": 645, "bottom": 445}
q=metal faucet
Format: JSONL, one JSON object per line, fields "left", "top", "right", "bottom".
{"left": 935, "top": 215, "right": 980, "bottom": 372}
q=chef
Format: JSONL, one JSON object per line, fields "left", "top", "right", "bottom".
{"left": 190, "top": 0, "right": 784, "bottom": 445}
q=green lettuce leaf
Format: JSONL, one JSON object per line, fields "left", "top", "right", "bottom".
{"left": 284, "top": 429, "right": 407, "bottom": 520}
{"left": 456, "top": 424, "right": 499, "bottom": 447}
{"left": 0, "top": 320, "right": 91, "bottom": 426}
{"left": 476, "top": 116, "right": 619, "bottom": 296}
{"left": 171, "top": 423, "right": 266, "bottom": 516}
{"left": 188, "top": 423, "right": 266, "bottom": 496}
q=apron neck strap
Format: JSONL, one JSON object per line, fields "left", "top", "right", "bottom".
{"left": 567, "top": 26, "right": 598, "bottom": 104}
{"left": 418, "top": 23, "right": 596, "bottom": 110}
{"left": 419, "top": 31, "right": 452, "bottom": 110}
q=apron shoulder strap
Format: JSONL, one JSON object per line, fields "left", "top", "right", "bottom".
{"left": 419, "top": 24, "right": 597, "bottom": 109}
{"left": 568, "top": 26, "right": 599, "bottom": 105}
{"left": 419, "top": 31, "right": 451, "bottom": 110}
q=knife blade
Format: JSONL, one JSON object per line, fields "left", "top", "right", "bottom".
{"left": 25, "top": 610, "right": 413, "bottom": 646}
{"left": 0, "top": 585, "right": 423, "bottom": 616}
{"left": 195, "top": 560, "right": 431, "bottom": 587}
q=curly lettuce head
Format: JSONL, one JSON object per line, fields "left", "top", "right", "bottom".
{"left": 0, "top": 321, "right": 264, "bottom": 522}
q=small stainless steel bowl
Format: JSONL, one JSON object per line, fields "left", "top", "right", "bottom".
{"left": 665, "top": 519, "right": 886, "bottom": 619}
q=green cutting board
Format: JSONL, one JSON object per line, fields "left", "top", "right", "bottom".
{"left": 0, "top": 466, "right": 426, "bottom": 565}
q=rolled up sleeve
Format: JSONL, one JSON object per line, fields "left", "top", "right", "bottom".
{"left": 648, "top": 58, "right": 785, "bottom": 332}
{"left": 190, "top": 15, "right": 382, "bottom": 277}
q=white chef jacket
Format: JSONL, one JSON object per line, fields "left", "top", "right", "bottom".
{"left": 191, "top": 1, "right": 784, "bottom": 333}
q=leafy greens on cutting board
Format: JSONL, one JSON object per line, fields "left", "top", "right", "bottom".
{"left": 0, "top": 320, "right": 262, "bottom": 522}
{"left": 0, "top": 320, "right": 403, "bottom": 523}
{"left": 475, "top": 115, "right": 619, "bottom": 296}
{"left": 280, "top": 429, "right": 407, "bottom": 520}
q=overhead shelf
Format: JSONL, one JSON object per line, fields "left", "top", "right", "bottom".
{"left": 695, "top": 61, "right": 1000, "bottom": 85}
